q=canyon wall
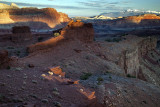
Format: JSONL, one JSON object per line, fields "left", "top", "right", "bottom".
{"left": 138, "top": 37, "right": 157, "bottom": 56}
{"left": 117, "top": 37, "right": 157, "bottom": 77}
{"left": 0, "top": 10, "right": 14, "bottom": 24}
{"left": 118, "top": 47, "right": 140, "bottom": 76}
{"left": 0, "top": 3, "right": 71, "bottom": 29}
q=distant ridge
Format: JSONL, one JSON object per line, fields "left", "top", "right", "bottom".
{"left": 0, "top": 3, "right": 19, "bottom": 9}
{"left": 100, "top": 9, "right": 160, "bottom": 17}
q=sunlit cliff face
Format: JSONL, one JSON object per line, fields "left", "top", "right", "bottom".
{"left": 0, "top": 10, "right": 14, "bottom": 24}
{"left": 0, "top": 3, "right": 71, "bottom": 28}
{"left": 126, "top": 14, "right": 160, "bottom": 24}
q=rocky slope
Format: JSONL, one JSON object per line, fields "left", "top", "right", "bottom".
{"left": 27, "top": 20, "right": 94, "bottom": 53}
{"left": 0, "top": 20, "right": 160, "bottom": 106}
{"left": 0, "top": 3, "right": 71, "bottom": 29}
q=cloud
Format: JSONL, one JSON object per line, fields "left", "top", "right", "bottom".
{"left": 0, "top": 1, "right": 88, "bottom": 10}
{"left": 79, "top": 0, "right": 132, "bottom": 11}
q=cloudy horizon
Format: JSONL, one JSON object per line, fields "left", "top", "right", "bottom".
{"left": 0, "top": 0, "right": 160, "bottom": 17}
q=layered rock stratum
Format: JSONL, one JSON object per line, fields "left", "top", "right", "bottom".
{"left": 0, "top": 3, "right": 71, "bottom": 29}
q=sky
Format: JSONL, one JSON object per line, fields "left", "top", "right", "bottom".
{"left": 0, "top": 0, "right": 160, "bottom": 17}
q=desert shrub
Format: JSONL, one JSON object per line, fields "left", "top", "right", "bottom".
{"left": 38, "top": 37, "right": 43, "bottom": 42}
{"left": 105, "top": 39, "right": 112, "bottom": 42}
{"left": 97, "top": 77, "right": 104, "bottom": 81}
{"left": 112, "top": 38, "right": 121, "bottom": 42}
{"left": 7, "top": 47, "right": 14, "bottom": 49}
{"left": 127, "top": 74, "right": 136, "bottom": 78}
{"left": 105, "top": 38, "right": 122, "bottom": 42}
{"left": 80, "top": 73, "right": 92, "bottom": 80}
{"left": 104, "top": 71, "right": 110, "bottom": 75}
{"left": 97, "top": 77, "right": 104, "bottom": 85}
{"left": 122, "top": 33, "right": 128, "bottom": 37}
{"left": 54, "top": 33, "right": 60, "bottom": 37}
{"left": 6, "top": 66, "right": 11, "bottom": 70}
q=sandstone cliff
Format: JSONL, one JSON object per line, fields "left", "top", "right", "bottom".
{"left": 0, "top": 10, "right": 14, "bottom": 24}
{"left": 126, "top": 14, "right": 160, "bottom": 23}
{"left": 0, "top": 3, "right": 71, "bottom": 29}
{"left": 96, "top": 14, "right": 160, "bottom": 28}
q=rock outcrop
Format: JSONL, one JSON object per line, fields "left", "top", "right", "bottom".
{"left": 12, "top": 26, "right": 31, "bottom": 34}
{"left": 99, "top": 36, "right": 157, "bottom": 77}
{"left": 61, "top": 20, "right": 94, "bottom": 42}
{"left": 138, "top": 37, "right": 157, "bottom": 56}
{"left": 11, "top": 26, "right": 32, "bottom": 42}
{"left": 0, "top": 10, "right": 14, "bottom": 24}
{"left": 0, "top": 50, "right": 9, "bottom": 68}
{"left": 118, "top": 37, "right": 157, "bottom": 77}
{"left": 118, "top": 47, "right": 140, "bottom": 76}
{"left": 27, "top": 20, "right": 94, "bottom": 53}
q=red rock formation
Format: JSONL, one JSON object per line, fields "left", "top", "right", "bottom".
{"left": 0, "top": 3, "right": 71, "bottom": 28}
{"left": 0, "top": 10, "right": 14, "bottom": 24}
{"left": 27, "top": 20, "right": 94, "bottom": 53}
{"left": 11, "top": 26, "right": 32, "bottom": 42}
{"left": 61, "top": 20, "right": 94, "bottom": 42}
{"left": 27, "top": 35, "right": 65, "bottom": 53}
{"left": 126, "top": 14, "right": 160, "bottom": 23}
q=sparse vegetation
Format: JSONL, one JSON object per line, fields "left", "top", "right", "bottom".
{"left": 38, "top": 37, "right": 43, "bottom": 42}
{"left": 142, "top": 100, "right": 147, "bottom": 104}
{"left": 127, "top": 74, "right": 136, "bottom": 78}
{"left": 104, "top": 71, "right": 110, "bottom": 75}
{"left": 105, "top": 38, "right": 122, "bottom": 42}
{"left": 113, "top": 38, "right": 122, "bottom": 42}
{"left": 97, "top": 77, "right": 104, "bottom": 85}
{"left": 97, "top": 77, "right": 104, "bottom": 81}
{"left": 80, "top": 73, "right": 92, "bottom": 80}
{"left": 6, "top": 66, "right": 11, "bottom": 70}
{"left": 7, "top": 47, "right": 14, "bottom": 49}
{"left": 105, "top": 39, "right": 112, "bottom": 42}
{"left": 54, "top": 33, "right": 60, "bottom": 37}
{"left": 121, "top": 33, "right": 128, "bottom": 37}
